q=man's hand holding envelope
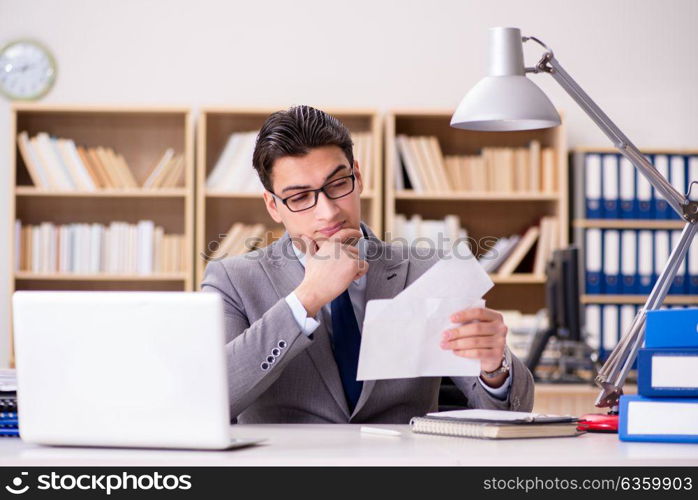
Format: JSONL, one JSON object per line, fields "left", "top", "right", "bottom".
{"left": 440, "top": 306, "right": 509, "bottom": 388}
{"left": 357, "top": 241, "right": 510, "bottom": 386}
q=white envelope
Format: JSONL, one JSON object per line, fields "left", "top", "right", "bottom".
{"left": 357, "top": 242, "right": 494, "bottom": 380}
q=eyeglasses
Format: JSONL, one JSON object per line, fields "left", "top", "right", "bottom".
{"left": 271, "top": 172, "right": 356, "bottom": 212}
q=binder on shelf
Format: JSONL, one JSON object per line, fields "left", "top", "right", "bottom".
{"left": 584, "top": 153, "right": 603, "bottom": 219}
{"left": 584, "top": 304, "right": 601, "bottom": 351}
{"left": 602, "top": 230, "right": 620, "bottom": 294}
{"left": 583, "top": 227, "right": 695, "bottom": 297}
{"left": 620, "top": 230, "right": 637, "bottom": 294}
{"left": 653, "top": 230, "right": 670, "bottom": 288}
{"left": 669, "top": 155, "right": 687, "bottom": 220}
{"left": 689, "top": 156, "right": 698, "bottom": 202}
{"left": 619, "top": 304, "right": 636, "bottom": 349}
{"left": 637, "top": 230, "right": 654, "bottom": 295}
{"left": 689, "top": 235, "right": 698, "bottom": 295}
{"left": 601, "top": 154, "right": 619, "bottom": 219}
{"left": 670, "top": 230, "right": 687, "bottom": 295}
{"left": 0, "top": 418, "right": 18, "bottom": 428}
{"left": 585, "top": 228, "right": 603, "bottom": 294}
{"left": 637, "top": 347, "right": 698, "bottom": 398}
{"left": 600, "top": 305, "right": 619, "bottom": 359}
{"left": 619, "top": 395, "right": 698, "bottom": 443}
{"left": 615, "top": 304, "right": 641, "bottom": 370}
{"left": 652, "top": 154, "right": 671, "bottom": 219}
{"left": 619, "top": 156, "right": 635, "bottom": 219}
{"left": 636, "top": 164, "right": 654, "bottom": 219}
{"left": 645, "top": 308, "right": 698, "bottom": 348}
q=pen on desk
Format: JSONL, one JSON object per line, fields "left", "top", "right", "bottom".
{"left": 360, "top": 426, "right": 402, "bottom": 437}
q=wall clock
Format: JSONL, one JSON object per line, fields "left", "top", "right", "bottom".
{"left": 0, "top": 39, "right": 56, "bottom": 101}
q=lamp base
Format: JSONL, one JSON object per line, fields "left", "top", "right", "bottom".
{"left": 577, "top": 412, "right": 619, "bottom": 433}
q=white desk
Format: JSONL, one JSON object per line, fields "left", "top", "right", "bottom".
{"left": 0, "top": 425, "right": 697, "bottom": 466}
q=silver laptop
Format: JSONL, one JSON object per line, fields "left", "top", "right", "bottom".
{"left": 12, "top": 291, "right": 260, "bottom": 450}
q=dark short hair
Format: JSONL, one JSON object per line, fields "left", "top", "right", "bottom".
{"left": 252, "top": 105, "right": 354, "bottom": 192}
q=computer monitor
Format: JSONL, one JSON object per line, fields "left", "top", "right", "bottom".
{"left": 526, "top": 246, "right": 588, "bottom": 378}
{"left": 546, "top": 246, "right": 582, "bottom": 342}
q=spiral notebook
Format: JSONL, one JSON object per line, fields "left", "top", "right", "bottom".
{"left": 410, "top": 409, "right": 582, "bottom": 440}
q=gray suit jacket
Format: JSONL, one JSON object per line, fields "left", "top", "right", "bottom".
{"left": 201, "top": 223, "right": 535, "bottom": 423}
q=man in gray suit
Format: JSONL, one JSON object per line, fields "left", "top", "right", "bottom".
{"left": 202, "top": 105, "right": 535, "bottom": 423}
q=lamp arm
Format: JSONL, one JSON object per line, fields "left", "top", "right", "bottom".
{"left": 524, "top": 43, "right": 688, "bottom": 218}
{"left": 595, "top": 222, "right": 697, "bottom": 408}
{"left": 522, "top": 38, "right": 698, "bottom": 409}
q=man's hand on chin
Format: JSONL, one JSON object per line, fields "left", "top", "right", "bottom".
{"left": 293, "top": 228, "right": 368, "bottom": 317}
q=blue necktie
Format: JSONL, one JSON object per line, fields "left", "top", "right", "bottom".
{"left": 331, "top": 289, "right": 363, "bottom": 413}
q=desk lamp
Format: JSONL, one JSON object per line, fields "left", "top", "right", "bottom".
{"left": 451, "top": 27, "right": 698, "bottom": 430}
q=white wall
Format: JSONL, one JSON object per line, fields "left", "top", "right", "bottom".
{"left": 1, "top": 0, "right": 697, "bottom": 366}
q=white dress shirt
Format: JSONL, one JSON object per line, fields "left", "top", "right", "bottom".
{"left": 283, "top": 229, "right": 510, "bottom": 399}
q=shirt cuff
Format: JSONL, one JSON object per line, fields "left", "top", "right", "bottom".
{"left": 285, "top": 292, "right": 321, "bottom": 337}
{"left": 477, "top": 373, "right": 512, "bottom": 401}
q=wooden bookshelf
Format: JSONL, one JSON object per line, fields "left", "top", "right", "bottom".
{"left": 14, "top": 272, "right": 189, "bottom": 282}
{"left": 9, "top": 104, "right": 195, "bottom": 364}
{"left": 491, "top": 274, "right": 546, "bottom": 285}
{"left": 195, "top": 107, "right": 383, "bottom": 286}
{"left": 15, "top": 187, "right": 187, "bottom": 198}
{"left": 384, "top": 109, "right": 568, "bottom": 314}
{"left": 573, "top": 219, "right": 685, "bottom": 230}
{"left": 395, "top": 192, "right": 559, "bottom": 201}
{"left": 581, "top": 295, "right": 698, "bottom": 305}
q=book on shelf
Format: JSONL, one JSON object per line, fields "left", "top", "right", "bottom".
{"left": 209, "top": 222, "right": 269, "bottom": 261}
{"left": 389, "top": 214, "right": 467, "bottom": 249}
{"left": 479, "top": 235, "right": 521, "bottom": 273}
{"left": 496, "top": 226, "right": 539, "bottom": 277}
{"left": 395, "top": 135, "right": 426, "bottom": 192}
{"left": 142, "top": 148, "right": 185, "bottom": 189}
{"left": 14, "top": 220, "right": 186, "bottom": 275}
{"left": 206, "top": 131, "right": 263, "bottom": 193}
{"left": 532, "top": 216, "right": 559, "bottom": 276}
{"left": 17, "top": 131, "right": 183, "bottom": 191}
{"left": 351, "top": 131, "right": 374, "bottom": 191}
{"left": 580, "top": 151, "right": 697, "bottom": 220}
{"left": 202, "top": 126, "right": 378, "bottom": 194}
{"left": 395, "top": 136, "right": 556, "bottom": 194}
{"left": 495, "top": 225, "right": 542, "bottom": 277}
{"left": 409, "top": 409, "right": 580, "bottom": 440}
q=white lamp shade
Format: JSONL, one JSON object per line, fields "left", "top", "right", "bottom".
{"left": 450, "top": 75, "right": 561, "bottom": 131}
{"left": 451, "top": 27, "right": 561, "bottom": 131}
